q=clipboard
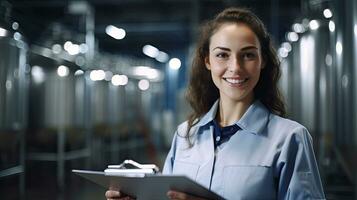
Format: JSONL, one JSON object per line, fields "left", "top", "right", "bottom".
{"left": 72, "top": 169, "right": 225, "bottom": 200}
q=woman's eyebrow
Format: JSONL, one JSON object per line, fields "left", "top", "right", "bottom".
{"left": 212, "top": 46, "right": 258, "bottom": 51}
{"left": 212, "top": 46, "right": 231, "bottom": 51}
{"left": 240, "top": 46, "right": 258, "bottom": 51}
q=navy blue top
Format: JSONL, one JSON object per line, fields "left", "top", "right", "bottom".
{"left": 211, "top": 119, "right": 240, "bottom": 147}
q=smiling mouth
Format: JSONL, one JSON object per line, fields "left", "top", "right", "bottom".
{"left": 224, "top": 78, "right": 249, "bottom": 84}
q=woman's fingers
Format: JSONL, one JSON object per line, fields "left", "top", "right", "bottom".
{"left": 105, "top": 190, "right": 121, "bottom": 198}
{"left": 167, "top": 190, "right": 206, "bottom": 200}
{"left": 105, "top": 190, "right": 135, "bottom": 200}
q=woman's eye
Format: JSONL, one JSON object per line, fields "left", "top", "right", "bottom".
{"left": 216, "top": 53, "right": 229, "bottom": 58}
{"left": 242, "top": 52, "right": 256, "bottom": 59}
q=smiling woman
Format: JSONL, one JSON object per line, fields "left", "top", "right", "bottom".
{"left": 205, "top": 23, "right": 264, "bottom": 114}
{"left": 105, "top": 7, "right": 326, "bottom": 200}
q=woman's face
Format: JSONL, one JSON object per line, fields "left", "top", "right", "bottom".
{"left": 205, "top": 23, "right": 264, "bottom": 105}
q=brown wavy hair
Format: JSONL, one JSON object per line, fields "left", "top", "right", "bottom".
{"left": 185, "top": 7, "right": 286, "bottom": 137}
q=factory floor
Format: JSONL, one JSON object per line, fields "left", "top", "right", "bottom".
{"left": 1, "top": 146, "right": 167, "bottom": 200}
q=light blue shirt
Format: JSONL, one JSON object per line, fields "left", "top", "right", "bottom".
{"left": 163, "top": 100, "right": 325, "bottom": 200}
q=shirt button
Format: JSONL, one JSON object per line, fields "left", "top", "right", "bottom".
{"left": 216, "top": 136, "right": 221, "bottom": 142}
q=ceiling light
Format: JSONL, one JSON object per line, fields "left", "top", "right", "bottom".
{"left": 79, "top": 43, "right": 88, "bottom": 53}
{"left": 329, "top": 21, "right": 335, "bottom": 32}
{"left": 323, "top": 9, "right": 333, "bottom": 19}
{"left": 31, "top": 66, "right": 45, "bottom": 84}
{"left": 52, "top": 44, "right": 62, "bottom": 54}
{"left": 67, "top": 44, "right": 80, "bottom": 55}
{"left": 169, "top": 58, "right": 181, "bottom": 70}
{"left": 105, "top": 25, "right": 126, "bottom": 40}
{"left": 287, "top": 32, "right": 299, "bottom": 42}
{"left": 13, "top": 32, "right": 21, "bottom": 41}
{"left": 309, "top": 20, "right": 319, "bottom": 30}
{"left": 104, "top": 71, "right": 113, "bottom": 81}
{"left": 155, "top": 51, "right": 169, "bottom": 63}
{"left": 282, "top": 42, "right": 292, "bottom": 52}
{"left": 111, "top": 74, "right": 128, "bottom": 86}
{"left": 74, "top": 70, "right": 84, "bottom": 76}
{"left": 336, "top": 41, "right": 342, "bottom": 55}
{"left": 143, "top": 45, "right": 159, "bottom": 58}
{"left": 90, "top": 70, "right": 105, "bottom": 81}
{"left": 325, "top": 54, "right": 332, "bottom": 67}
{"left": 57, "top": 65, "right": 70, "bottom": 77}
{"left": 0, "top": 27, "right": 8, "bottom": 37}
{"left": 133, "top": 66, "right": 159, "bottom": 79}
{"left": 138, "top": 79, "right": 150, "bottom": 91}
{"left": 12, "top": 22, "right": 19, "bottom": 30}
{"left": 292, "top": 23, "right": 305, "bottom": 33}
{"left": 278, "top": 47, "right": 288, "bottom": 58}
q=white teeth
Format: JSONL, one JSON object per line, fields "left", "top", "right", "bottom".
{"left": 225, "top": 78, "right": 247, "bottom": 84}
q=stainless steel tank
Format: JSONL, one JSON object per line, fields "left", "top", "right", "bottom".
{"left": 0, "top": 24, "right": 28, "bottom": 133}
{"left": 0, "top": 11, "right": 28, "bottom": 198}
{"left": 27, "top": 57, "right": 87, "bottom": 151}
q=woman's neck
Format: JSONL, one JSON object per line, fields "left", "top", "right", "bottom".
{"left": 217, "top": 97, "right": 254, "bottom": 127}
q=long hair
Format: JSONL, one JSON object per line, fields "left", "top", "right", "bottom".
{"left": 185, "top": 7, "right": 286, "bottom": 138}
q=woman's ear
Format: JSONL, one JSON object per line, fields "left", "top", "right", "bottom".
{"left": 205, "top": 57, "right": 211, "bottom": 70}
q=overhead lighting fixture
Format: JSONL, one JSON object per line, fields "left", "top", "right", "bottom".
{"left": 74, "top": 69, "right": 84, "bottom": 76}
{"left": 323, "top": 9, "right": 333, "bottom": 19}
{"left": 90, "top": 70, "right": 105, "bottom": 81}
{"left": 79, "top": 43, "right": 88, "bottom": 53}
{"left": 292, "top": 23, "right": 305, "bottom": 33}
{"left": 143, "top": 45, "right": 159, "bottom": 58}
{"left": 13, "top": 32, "right": 21, "bottom": 41}
{"left": 278, "top": 47, "right": 288, "bottom": 58}
{"left": 0, "top": 27, "right": 8, "bottom": 37}
{"left": 105, "top": 25, "right": 126, "bottom": 40}
{"left": 309, "top": 20, "right": 319, "bottom": 30}
{"left": 57, "top": 65, "right": 70, "bottom": 77}
{"left": 12, "top": 22, "right": 19, "bottom": 30}
{"left": 133, "top": 66, "right": 159, "bottom": 80}
{"left": 155, "top": 51, "right": 169, "bottom": 63}
{"left": 138, "top": 79, "right": 150, "bottom": 91}
{"left": 63, "top": 41, "right": 80, "bottom": 55}
{"left": 336, "top": 41, "right": 343, "bottom": 55}
{"left": 282, "top": 42, "right": 292, "bottom": 52}
{"left": 52, "top": 44, "right": 62, "bottom": 54}
{"left": 325, "top": 54, "right": 332, "bottom": 67}
{"left": 169, "top": 58, "right": 181, "bottom": 70}
{"left": 329, "top": 21, "right": 335, "bottom": 32}
{"left": 31, "top": 65, "right": 45, "bottom": 84}
{"left": 111, "top": 74, "right": 128, "bottom": 86}
{"left": 286, "top": 32, "right": 299, "bottom": 42}
{"left": 104, "top": 71, "right": 113, "bottom": 81}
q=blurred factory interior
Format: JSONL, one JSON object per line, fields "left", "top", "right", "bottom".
{"left": 0, "top": 0, "right": 357, "bottom": 199}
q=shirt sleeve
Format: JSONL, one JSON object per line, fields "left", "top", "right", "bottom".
{"left": 276, "top": 127, "right": 326, "bottom": 200}
{"left": 162, "top": 133, "right": 177, "bottom": 174}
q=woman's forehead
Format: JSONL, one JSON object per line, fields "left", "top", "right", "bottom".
{"left": 209, "top": 23, "right": 261, "bottom": 49}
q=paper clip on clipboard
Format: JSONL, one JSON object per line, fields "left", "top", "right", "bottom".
{"left": 104, "top": 160, "right": 160, "bottom": 177}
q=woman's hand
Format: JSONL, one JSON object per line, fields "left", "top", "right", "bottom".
{"left": 105, "top": 187, "right": 135, "bottom": 200}
{"left": 167, "top": 190, "right": 207, "bottom": 200}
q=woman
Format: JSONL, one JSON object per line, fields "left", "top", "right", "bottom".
{"left": 106, "top": 7, "right": 325, "bottom": 200}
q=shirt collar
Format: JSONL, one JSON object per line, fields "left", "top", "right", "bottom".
{"left": 195, "top": 100, "right": 219, "bottom": 127}
{"left": 195, "top": 99, "right": 270, "bottom": 135}
{"left": 236, "top": 100, "right": 270, "bottom": 135}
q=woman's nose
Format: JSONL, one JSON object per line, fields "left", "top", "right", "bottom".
{"left": 227, "top": 57, "right": 242, "bottom": 72}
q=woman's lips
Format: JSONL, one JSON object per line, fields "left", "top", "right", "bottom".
{"left": 224, "top": 77, "right": 248, "bottom": 84}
